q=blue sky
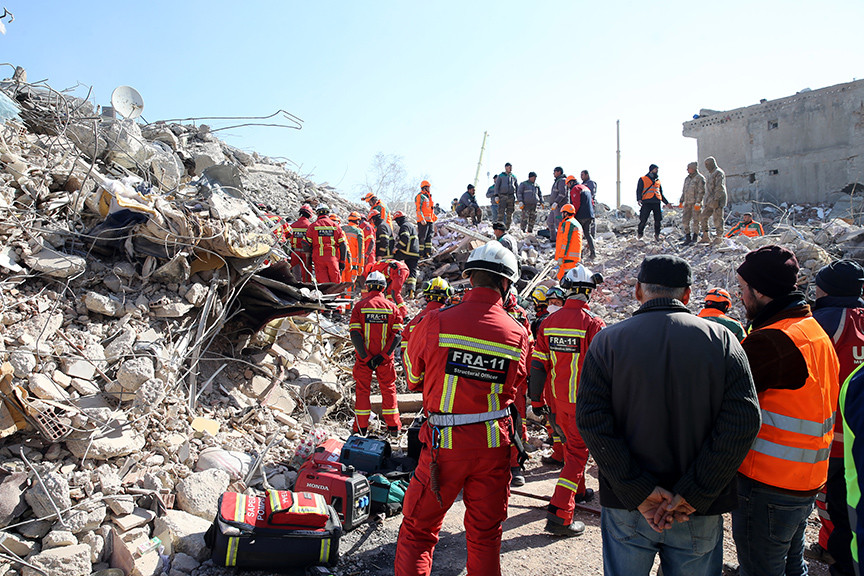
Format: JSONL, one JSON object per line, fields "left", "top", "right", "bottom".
{"left": 2, "top": 1, "right": 862, "bottom": 209}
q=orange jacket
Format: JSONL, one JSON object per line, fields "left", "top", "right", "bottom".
{"left": 341, "top": 224, "right": 365, "bottom": 283}
{"left": 725, "top": 220, "right": 765, "bottom": 238}
{"left": 415, "top": 191, "right": 438, "bottom": 224}
{"left": 555, "top": 217, "right": 583, "bottom": 264}
{"left": 738, "top": 316, "right": 840, "bottom": 491}
{"left": 370, "top": 199, "right": 391, "bottom": 227}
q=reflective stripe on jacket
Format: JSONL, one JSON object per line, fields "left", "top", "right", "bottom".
{"left": 349, "top": 291, "right": 402, "bottom": 356}
{"left": 305, "top": 215, "right": 346, "bottom": 259}
{"left": 415, "top": 192, "right": 437, "bottom": 224}
{"left": 725, "top": 221, "right": 765, "bottom": 238}
{"left": 739, "top": 315, "right": 840, "bottom": 491}
{"left": 342, "top": 224, "right": 365, "bottom": 281}
{"left": 555, "top": 217, "right": 583, "bottom": 264}
{"left": 640, "top": 175, "right": 662, "bottom": 201}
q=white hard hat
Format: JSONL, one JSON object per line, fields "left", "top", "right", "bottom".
{"left": 462, "top": 241, "right": 519, "bottom": 283}
{"left": 560, "top": 264, "right": 603, "bottom": 292}
{"left": 365, "top": 271, "right": 387, "bottom": 288}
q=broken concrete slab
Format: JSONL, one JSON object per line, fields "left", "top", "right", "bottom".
{"left": 152, "top": 509, "right": 211, "bottom": 561}
{"left": 24, "top": 246, "right": 86, "bottom": 279}
{"left": 0, "top": 530, "right": 37, "bottom": 557}
{"left": 61, "top": 358, "right": 96, "bottom": 381}
{"left": 25, "top": 471, "right": 71, "bottom": 519}
{"left": 27, "top": 373, "right": 70, "bottom": 402}
{"left": 22, "top": 543, "right": 91, "bottom": 576}
{"left": 42, "top": 529, "right": 78, "bottom": 549}
{"left": 176, "top": 469, "right": 229, "bottom": 520}
{"left": 112, "top": 507, "right": 156, "bottom": 532}
{"left": 0, "top": 471, "right": 28, "bottom": 528}
{"left": 65, "top": 421, "right": 146, "bottom": 460}
{"left": 84, "top": 291, "right": 125, "bottom": 317}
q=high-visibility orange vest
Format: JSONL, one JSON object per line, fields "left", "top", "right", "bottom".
{"left": 342, "top": 224, "right": 365, "bottom": 283}
{"left": 640, "top": 176, "right": 662, "bottom": 201}
{"left": 415, "top": 192, "right": 437, "bottom": 224}
{"left": 725, "top": 221, "right": 765, "bottom": 238}
{"left": 555, "top": 218, "right": 583, "bottom": 280}
{"left": 738, "top": 315, "right": 840, "bottom": 491}
{"left": 370, "top": 200, "right": 391, "bottom": 227}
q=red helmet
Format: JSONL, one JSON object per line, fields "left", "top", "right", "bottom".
{"left": 561, "top": 203, "right": 576, "bottom": 215}
{"left": 392, "top": 210, "right": 406, "bottom": 219}
{"left": 348, "top": 211, "right": 361, "bottom": 222}
{"left": 299, "top": 204, "right": 314, "bottom": 217}
{"left": 368, "top": 209, "right": 380, "bottom": 219}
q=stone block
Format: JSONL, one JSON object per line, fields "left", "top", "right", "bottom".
{"left": 65, "top": 422, "right": 145, "bottom": 460}
{"left": 27, "top": 373, "right": 70, "bottom": 402}
{"left": 176, "top": 469, "right": 229, "bottom": 520}
{"left": 25, "top": 472, "right": 71, "bottom": 519}
{"left": 42, "top": 530, "right": 77, "bottom": 549}
{"left": 112, "top": 507, "right": 156, "bottom": 533}
{"left": 152, "top": 510, "right": 211, "bottom": 561}
{"left": 62, "top": 358, "right": 95, "bottom": 381}
{"left": 21, "top": 543, "right": 91, "bottom": 576}
{"left": 83, "top": 292, "right": 124, "bottom": 317}
{"left": 9, "top": 350, "right": 36, "bottom": 378}
{"left": 0, "top": 531, "right": 37, "bottom": 557}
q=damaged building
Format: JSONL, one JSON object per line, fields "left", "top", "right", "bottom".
{"left": 682, "top": 78, "right": 864, "bottom": 206}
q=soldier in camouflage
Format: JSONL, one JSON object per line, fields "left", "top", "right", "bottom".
{"left": 700, "top": 156, "right": 727, "bottom": 243}
{"left": 679, "top": 161, "right": 705, "bottom": 245}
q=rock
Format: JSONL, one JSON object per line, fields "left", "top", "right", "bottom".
{"left": 9, "top": 312, "right": 63, "bottom": 345}
{"left": 107, "top": 357, "right": 154, "bottom": 401}
{"left": 176, "top": 469, "right": 229, "bottom": 520}
{"left": 9, "top": 350, "right": 36, "bottom": 378}
{"left": 27, "top": 373, "right": 70, "bottom": 402}
{"left": 152, "top": 509, "right": 211, "bottom": 561}
{"left": 51, "top": 370, "right": 71, "bottom": 388}
{"left": 112, "top": 507, "right": 156, "bottom": 532}
{"left": 69, "top": 377, "right": 100, "bottom": 396}
{"left": 79, "top": 530, "right": 104, "bottom": 563}
{"left": 0, "top": 531, "right": 37, "bottom": 556}
{"left": 184, "top": 283, "right": 208, "bottom": 306}
{"left": 23, "top": 246, "right": 86, "bottom": 279}
{"left": 83, "top": 291, "right": 124, "bottom": 317}
{"left": 304, "top": 378, "right": 343, "bottom": 404}
{"left": 104, "top": 495, "right": 135, "bottom": 515}
{"left": 16, "top": 519, "right": 52, "bottom": 539}
{"left": 21, "top": 543, "right": 91, "bottom": 576}
{"left": 62, "top": 503, "right": 106, "bottom": 534}
{"left": 131, "top": 377, "right": 166, "bottom": 413}
{"left": 25, "top": 471, "right": 71, "bottom": 519}
{"left": 61, "top": 358, "right": 95, "bottom": 381}
{"left": 151, "top": 253, "right": 191, "bottom": 284}
{"left": 0, "top": 472, "right": 28, "bottom": 528}
{"left": 104, "top": 327, "right": 137, "bottom": 361}
{"left": 93, "top": 466, "right": 121, "bottom": 495}
{"left": 65, "top": 421, "right": 145, "bottom": 460}
{"left": 170, "top": 552, "right": 200, "bottom": 574}
{"left": 42, "top": 530, "right": 77, "bottom": 549}
{"left": 150, "top": 298, "right": 194, "bottom": 318}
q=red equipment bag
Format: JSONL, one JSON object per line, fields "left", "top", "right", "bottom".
{"left": 205, "top": 491, "right": 341, "bottom": 569}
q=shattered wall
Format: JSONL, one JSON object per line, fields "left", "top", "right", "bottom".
{"left": 682, "top": 78, "right": 864, "bottom": 205}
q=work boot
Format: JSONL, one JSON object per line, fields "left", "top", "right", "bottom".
{"left": 510, "top": 467, "right": 525, "bottom": 487}
{"left": 654, "top": 234, "right": 660, "bottom": 242}
{"left": 573, "top": 488, "right": 595, "bottom": 504}
{"left": 545, "top": 515, "right": 585, "bottom": 537}
{"left": 637, "top": 232, "right": 644, "bottom": 240}
{"left": 387, "top": 426, "right": 401, "bottom": 438}
{"left": 682, "top": 233, "right": 692, "bottom": 245}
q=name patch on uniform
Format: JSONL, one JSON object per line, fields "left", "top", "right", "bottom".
{"left": 548, "top": 336, "right": 581, "bottom": 354}
{"left": 445, "top": 348, "right": 509, "bottom": 384}
{"left": 318, "top": 228, "right": 335, "bottom": 237}
{"left": 365, "top": 313, "right": 389, "bottom": 324}
{"left": 293, "top": 230, "right": 305, "bottom": 238}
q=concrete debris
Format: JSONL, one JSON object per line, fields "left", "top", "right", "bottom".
{"left": 175, "top": 469, "right": 230, "bottom": 520}
{"left": 21, "top": 543, "right": 92, "bottom": 576}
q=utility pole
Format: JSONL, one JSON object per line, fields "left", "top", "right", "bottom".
{"left": 616, "top": 120, "right": 621, "bottom": 209}
{"left": 473, "top": 131, "right": 488, "bottom": 189}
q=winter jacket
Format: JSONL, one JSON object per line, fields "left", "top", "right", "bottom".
{"left": 457, "top": 190, "right": 480, "bottom": 212}
{"left": 550, "top": 176, "right": 568, "bottom": 207}
{"left": 577, "top": 298, "right": 760, "bottom": 514}
{"left": 704, "top": 157, "right": 727, "bottom": 208}
{"left": 636, "top": 173, "right": 669, "bottom": 204}
{"left": 572, "top": 185, "right": 594, "bottom": 220}
{"left": 517, "top": 180, "right": 543, "bottom": 205}
{"left": 679, "top": 165, "right": 706, "bottom": 206}
{"left": 494, "top": 172, "right": 518, "bottom": 197}
{"left": 395, "top": 220, "right": 419, "bottom": 259}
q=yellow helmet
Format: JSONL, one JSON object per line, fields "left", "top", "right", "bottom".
{"left": 530, "top": 285, "right": 549, "bottom": 306}
{"left": 422, "top": 276, "right": 453, "bottom": 302}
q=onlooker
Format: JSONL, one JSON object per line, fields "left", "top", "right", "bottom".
{"left": 725, "top": 213, "right": 765, "bottom": 238}
{"left": 571, "top": 181, "right": 596, "bottom": 259}
{"left": 487, "top": 175, "right": 499, "bottom": 222}
{"left": 581, "top": 170, "right": 598, "bottom": 239}
{"left": 732, "top": 245, "right": 840, "bottom": 576}
{"left": 698, "top": 288, "right": 746, "bottom": 342}
{"left": 577, "top": 255, "right": 761, "bottom": 576}
{"left": 457, "top": 184, "right": 482, "bottom": 224}
{"left": 492, "top": 221, "right": 519, "bottom": 263}
{"left": 495, "top": 163, "right": 518, "bottom": 228}
{"left": 700, "top": 156, "right": 727, "bottom": 242}
{"left": 636, "top": 164, "right": 671, "bottom": 241}
{"left": 517, "top": 171, "right": 543, "bottom": 233}
{"left": 811, "top": 260, "right": 864, "bottom": 575}
{"left": 678, "top": 161, "right": 705, "bottom": 245}
{"left": 548, "top": 166, "right": 568, "bottom": 241}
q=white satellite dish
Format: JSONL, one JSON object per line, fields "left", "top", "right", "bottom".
{"left": 111, "top": 85, "right": 144, "bottom": 120}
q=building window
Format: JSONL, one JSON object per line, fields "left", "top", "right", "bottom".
{"left": 769, "top": 169, "right": 779, "bottom": 175}
{"left": 747, "top": 173, "right": 756, "bottom": 184}
{"left": 768, "top": 120, "right": 778, "bottom": 130}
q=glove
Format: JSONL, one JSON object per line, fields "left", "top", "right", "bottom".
{"left": 550, "top": 202, "right": 558, "bottom": 210}
{"left": 534, "top": 404, "right": 551, "bottom": 417}
{"left": 339, "top": 261, "right": 346, "bottom": 272}
{"left": 367, "top": 354, "right": 385, "bottom": 369}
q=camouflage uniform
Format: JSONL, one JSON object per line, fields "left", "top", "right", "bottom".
{"left": 679, "top": 162, "right": 705, "bottom": 236}
{"left": 700, "top": 156, "right": 727, "bottom": 240}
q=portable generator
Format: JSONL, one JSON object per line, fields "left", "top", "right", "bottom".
{"left": 295, "top": 460, "right": 371, "bottom": 531}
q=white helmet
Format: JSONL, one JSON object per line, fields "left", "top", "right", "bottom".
{"left": 462, "top": 241, "right": 519, "bottom": 282}
{"left": 365, "top": 270, "right": 387, "bottom": 290}
{"left": 560, "top": 264, "right": 603, "bottom": 294}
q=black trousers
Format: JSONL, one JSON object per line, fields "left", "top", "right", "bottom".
{"left": 637, "top": 202, "right": 662, "bottom": 237}
{"left": 418, "top": 222, "right": 432, "bottom": 256}
{"left": 578, "top": 217, "right": 595, "bottom": 257}
{"left": 826, "top": 456, "right": 854, "bottom": 575}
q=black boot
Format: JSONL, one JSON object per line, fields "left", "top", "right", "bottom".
{"left": 682, "top": 233, "right": 692, "bottom": 245}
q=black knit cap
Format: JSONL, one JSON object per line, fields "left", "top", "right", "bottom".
{"left": 638, "top": 255, "right": 692, "bottom": 287}
{"left": 737, "top": 245, "right": 799, "bottom": 298}
{"left": 816, "top": 259, "right": 864, "bottom": 297}
{"left": 492, "top": 222, "right": 506, "bottom": 231}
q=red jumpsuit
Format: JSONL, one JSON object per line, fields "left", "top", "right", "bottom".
{"left": 396, "top": 287, "right": 529, "bottom": 576}
{"left": 531, "top": 298, "right": 604, "bottom": 524}
{"left": 401, "top": 300, "right": 445, "bottom": 355}
{"left": 364, "top": 259, "right": 409, "bottom": 320}
{"left": 305, "top": 215, "right": 346, "bottom": 283}
{"left": 288, "top": 215, "right": 312, "bottom": 282}
{"left": 504, "top": 299, "right": 532, "bottom": 469}
{"left": 349, "top": 290, "right": 403, "bottom": 430}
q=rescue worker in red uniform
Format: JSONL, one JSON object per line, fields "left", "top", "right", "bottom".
{"left": 363, "top": 193, "right": 391, "bottom": 227}
{"left": 504, "top": 287, "right": 532, "bottom": 487}
{"left": 341, "top": 215, "right": 366, "bottom": 286}
{"left": 288, "top": 205, "right": 314, "bottom": 283}
{"left": 257, "top": 203, "right": 290, "bottom": 243}
{"left": 304, "top": 204, "right": 348, "bottom": 284}
{"left": 396, "top": 242, "right": 529, "bottom": 576}
{"left": 529, "top": 265, "right": 605, "bottom": 537}
{"left": 364, "top": 258, "right": 410, "bottom": 320}
{"left": 529, "top": 285, "right": 564, "bottom": 466}
{"left": 811, "top": 260, "right": 864, "bottom": 574}
{"left": 415, "top": 180, "right": 437, "bottom": 258}
{"left": 393, "top": 211, "right": 420, "bottom": 298}
{"left": 371, "top": 209, "right": 394, "bottom": 259}
{"left": 555, "top": 204, "right": 582, "bottom": 280}
{"left": 349, "top": 271, "right": 403, "bottom": 434}
{"left": 401, "top": 277, "right": 452, "bottom": 358}
{"left": 352, "top": 212, "right": 376, "bottom": 269}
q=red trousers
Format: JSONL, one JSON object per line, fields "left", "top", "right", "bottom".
{"left": 549, "top": 408, "right": 589, "bottom": 524}
{"left": 313, "top": 257, "right": 340, "bottom": 283}
{"left": 352, "top": 357, "right": 400, "bottom": 429}
{"left": 817, "top": 484, "right": 832, "bottom": 549}
{"left": 545, "top": 389, "right": 565, "bottom": 461}
{"left": 395, "top": 443, "right": 510, "bottom": 576}
{"left": 509, "top": 380, "right": 527, "bottom": 468}
{"left": 290, "top": 252, "right": 312, "bottom": 283}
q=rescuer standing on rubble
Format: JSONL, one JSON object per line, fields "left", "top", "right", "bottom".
{"left": 341, "top": 213, "right": 365, "bottom": 288}
{"left": 304, "top": 204, "right": 347, "bottom": 283}
{"left": 289, "top": 204, "right": 314, "bottom": 282}
{"left": 370, "top": 209, "right": 394, "bottom": 259}
{"left": 555, "top": 204, "right": 583, "bottom": 280}
{"left": 401, "top": 277, "right": 452, "bottom": 359}
{"left": 530, "top": 265, "right": 605, "bottom": 537}
{"left": 349, "top": 271, "right": 403, "bottom": 435}
{"left": 679, "top": 161, "right": 705, "bottom": 245}
{"left": 393, "top": 211, "right": 420, "bottom": 299}
{"left": 548, "top": 166, "right": 569, "bottom": 242}
{"left": 517, "top": 171, "right": 543, "bottom": 233}
{"left": 363, "top": 193, "right": 390, "bottom": 227}
{"left": 698, "top": 288, "right": 746, "bottom": 342}
{"left": 415, "top": 180, "right": 437, "bottom": 258}
{"left": 636, "top": 164, "right": 671, "bottom": 241}
{"left": 495, "top": 163, "right": 518, "bottom": 229}
{"left": 396, "top": 242, "right": 529, "bottom": 576}
{"left": 700, "top": 156, "right": 727, "bottom": 242}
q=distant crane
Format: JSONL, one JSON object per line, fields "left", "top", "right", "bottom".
{"left": 473, "top": 131, "right": 488, "bottom": 189}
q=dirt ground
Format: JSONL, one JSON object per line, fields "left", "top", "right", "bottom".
{"left": 200, "top": 428, "right": 832, "bottom": 576}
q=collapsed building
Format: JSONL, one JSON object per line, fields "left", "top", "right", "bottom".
{"left": 682, "top": 78, "right": 864, "bottom": 212}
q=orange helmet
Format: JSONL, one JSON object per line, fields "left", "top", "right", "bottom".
{"left": 705, "top": 288, "right": 732, "bottom": 308}
{"left": 565, "top": 175, "right": 577, "bottom": 184}
{"left": 561, "top": 203, "right": 576, "bottom": 215}
{"left": 420, "top": 180, "right": 431, "bottom": 189}
{"left": 362, "top": 193, "right": 376, "bottom": 203}
{"left": 368, "top": 209, "right": 380, "bottom": 219}
{"left": 392, "top": 210, "right": 406, "bottom": 220}
{"left": 348, "top": 211, "right": 361, "bottom": 223}
{"left": 330, "top": 213, "right": 342, "bottom": 225}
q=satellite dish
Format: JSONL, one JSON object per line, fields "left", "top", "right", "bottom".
{"left": 111, "top": 85, "right": 144, "bottom": 120}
